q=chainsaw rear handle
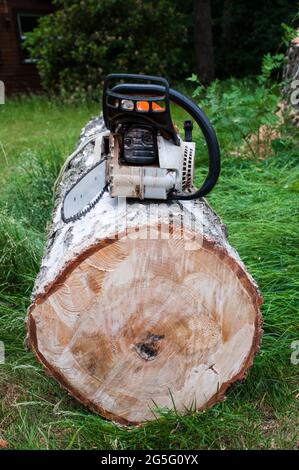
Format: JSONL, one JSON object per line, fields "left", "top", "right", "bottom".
{"left": 111, "top": 80, "right": 220, "bottom": 200}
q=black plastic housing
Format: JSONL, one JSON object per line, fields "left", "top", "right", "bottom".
{"left": 103, "top": 74, "right": 179, "bottom": 145}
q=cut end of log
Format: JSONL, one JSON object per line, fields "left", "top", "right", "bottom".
{"left": 28, "top": 225, "right": 262, "bottom": 424}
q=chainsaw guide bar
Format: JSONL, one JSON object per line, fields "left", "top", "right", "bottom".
{"left": 61, "top": 158, "right": 107, "bottom": 223}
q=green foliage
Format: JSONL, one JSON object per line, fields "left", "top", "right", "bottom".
{"left": 281, "top": 5, "right": 299, "bottom": 47}
{"left": 25, "top": 1, "right": 298, "bottom": 99}
{"left": 191, "top": 77, "right": 280, "bottom": 158}
{"left": 0, "top": 211, "right": 43, "bottom": 295}
{"left": 26, "top": 0, "right": 191, "bottom": 100}
{"left": 0, "top": 87, "right": 298, "bottom": 448}
{"left": 259, "top": 53, "right": 286, "bottom": 84}
{"left": 0, "top": 94, "right": 99, "bottom": 164}
{"left": 0, "top": 151, "right": 60, "bottom": 231}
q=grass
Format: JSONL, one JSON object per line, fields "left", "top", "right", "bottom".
{"left": 0, "top": 89, "right": 298, "bottom": 450}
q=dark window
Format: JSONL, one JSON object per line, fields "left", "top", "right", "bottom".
{"left": 17, "top": 14, "right": 42, "bottom": 63}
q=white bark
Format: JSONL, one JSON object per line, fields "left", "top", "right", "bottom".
{"left": 283, "top": 31, "right": 299, "bottom": 125}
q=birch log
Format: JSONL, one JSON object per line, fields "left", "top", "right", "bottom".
{"left": 282, "top": 30, "right": 299, "bottom": 125}
{"left": 27, "top": 117, "right": 263, "bottom": 424}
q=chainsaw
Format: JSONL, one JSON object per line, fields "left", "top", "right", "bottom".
{"left": 62, "top": 74, "right": 221, "bottom": 223}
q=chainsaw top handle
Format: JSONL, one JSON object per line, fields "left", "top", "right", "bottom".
{"left": 103, "top": 74, "right": 221, "bottom": 200}
{"left": 103, "top": 74, "right": 179, "bottom": 145}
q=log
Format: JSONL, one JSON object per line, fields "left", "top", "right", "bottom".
{"left": 27, "top": 117, "right": 263, "bottom": 425}
{"left": 282, "top": 30, "right": 299, "bottom": 125}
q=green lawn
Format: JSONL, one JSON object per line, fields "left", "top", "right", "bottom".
{"left": 0, "top": 93, "right": 298, "bottom": 450}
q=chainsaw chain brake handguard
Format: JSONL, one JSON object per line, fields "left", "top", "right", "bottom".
{"left": 103, "top": 73, "right": 221, "bottom": 200}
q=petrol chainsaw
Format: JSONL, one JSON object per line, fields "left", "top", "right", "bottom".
{"left": 62, "top": 74, "right": 221, "bottom": 222}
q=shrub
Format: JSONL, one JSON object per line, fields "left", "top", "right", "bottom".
{"left": 26, "top": 0, "right": 298, "bottom": 100}
{"left": 26, "top": 0, "right": 192, "bottom": 101}
{"left": 190, "top": 57, "right": 283, "bottom": 159}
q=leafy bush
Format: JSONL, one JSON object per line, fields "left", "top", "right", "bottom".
{"left": 26, "top": 0, "right": 191, "bottom": 100}
{"left": 26, "top": 0, "right": 298, "bottom": 100}
{"left": 190, "top": 61, "right": 282, "bottom": 159}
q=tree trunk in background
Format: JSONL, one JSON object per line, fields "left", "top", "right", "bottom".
{"left": 221, "top": 0, "right": 233, "bottom": 70}
{"left": 221, "top": 0, "right": 233, "bottom": 43}
{"left": 282, "top": 31, "right": 299, "bottom": 125}
{"left": 194, "top": 0, "right": 215, "bottom": 86}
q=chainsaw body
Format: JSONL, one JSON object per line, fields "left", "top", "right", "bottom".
{"left": 107, "top": 127, "right": 195, "bottom": 200}
{"left": 62, "top": 74, "right": 221, "bottom": 222}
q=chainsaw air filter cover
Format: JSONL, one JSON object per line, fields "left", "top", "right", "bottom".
{"left": 122, "top": 125, "right": 158, "bottom": 165}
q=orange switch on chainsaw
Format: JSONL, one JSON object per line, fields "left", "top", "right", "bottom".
{"left": 136, "top": 100, "right": 164, "bottom": 112}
